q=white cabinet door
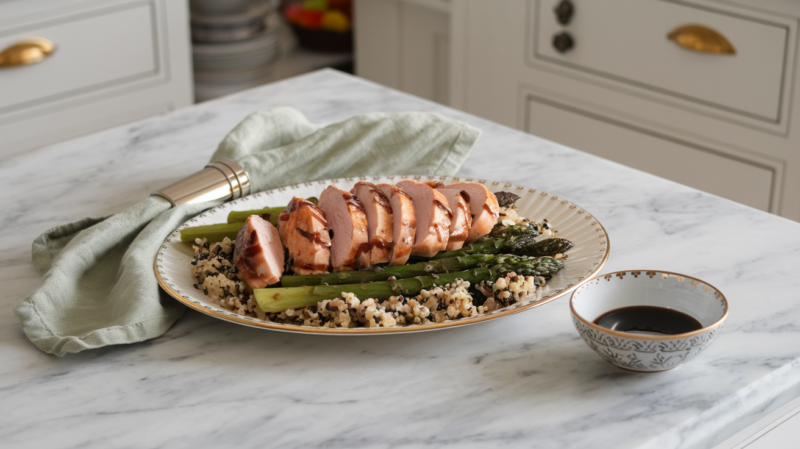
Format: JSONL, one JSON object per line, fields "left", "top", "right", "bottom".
{"left": 449, "top": 0, "right": 800, "bottom": 220}
{"left": 0, "top": 3, "right": 157, "bottom": 112}
{"left": 0, "top": 0, "right": 193, "bottom": 158}
{"left": 534, "top": 0, "right": 788, "bottom": 122}
{"left": 526, "top": 95, "right": 775, "bottom": 211}
{"left": 355, "top": 0, "right": 451, "bottom": 105}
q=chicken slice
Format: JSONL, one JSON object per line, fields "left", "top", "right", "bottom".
{"left": 351, "top": 182, "right": 393, "bottom": 265}
{"left": 396, "top": 180, "right": 451, "bottom": 257}
{"left": 376, "top": 184, "right": 416, "bottom": 266}
{"left": 233, "top": 215, "right": 284, "bottom": 288}
{"left": 318, "top": 185, "right": 370, "bottom": 271}
{"left": 278, "top": 197, "right": 331, "bottom": 275}
{"left": 439, "top": 182, "right": 499, "bottom": 243}
{"left": 435, "top": 187, "right": 472, "bottom": 251}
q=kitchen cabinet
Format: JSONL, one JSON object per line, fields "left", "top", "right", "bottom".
{"left": 355, "top": 0, "right": 800, "bottom": 221}
{"left": 0, "top": 0, "right": 193, "bottom": 158}
{"left": 354, "top": 0, "right": 451, "bottom": 105}
{"left": 449, "top": 0, "right": 800, "bottom": 220}
{"left": 526, "top": 95, "right": 775, "bottom": 211}
{"left": 532, "top": 0, "right": 788, "bottom": 122}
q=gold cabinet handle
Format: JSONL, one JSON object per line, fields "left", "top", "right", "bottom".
{"left": 667, "top": 25, "right": 735, "bottom": 55}
{"left": 0, "top": 38, "right": 56, "bottom": 68}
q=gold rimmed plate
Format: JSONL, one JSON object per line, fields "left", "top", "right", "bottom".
{"left": 154, "top": 176, "right": 610, "bottom": 334}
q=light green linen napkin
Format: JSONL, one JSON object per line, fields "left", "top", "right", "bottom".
{"left": 14, "top": 107, "right": 480, "bottom": 356}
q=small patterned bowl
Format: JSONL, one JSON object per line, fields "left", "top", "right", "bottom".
{"left": 570, "top": 270, "right": 728, "bottom": 373}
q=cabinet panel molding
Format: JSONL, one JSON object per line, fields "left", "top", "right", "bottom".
{"left": 451, "top": 0, "right": 800, "bottom": 220}
{"left": 0, "top": 1, "right": 159, "bottom": 115}
{"left": 525, "top": 92, "right": 779, "bottom": 212}
{"left": 0, "top": 0, "right": 193, "bottom": 158}
{"left": 532, "top": 0, "right": 789, "bottom": 123}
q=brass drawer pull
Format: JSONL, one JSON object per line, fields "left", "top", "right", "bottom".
{"left": 0, "top": 38, "right": 56, "bottom": 68}
{"left": 667, "top": 25, "right": 735, "bottom": 55}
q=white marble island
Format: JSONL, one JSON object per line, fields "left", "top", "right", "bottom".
{"left": 2, "top": 70, "right": 800, "bottom": 448}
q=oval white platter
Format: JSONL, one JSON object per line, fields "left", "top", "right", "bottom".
{"left": 155, "top": 175, "right": 610, "bottom": 334}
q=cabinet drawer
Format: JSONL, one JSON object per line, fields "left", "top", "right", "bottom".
{"left": 525, "top": 96, "right": 774, "bottom": 211}
{"left": 0, "top": 2, "right": 157, "bottom": 114}
{"left": 533, "top": 0, "right": 789, "bottom": 122}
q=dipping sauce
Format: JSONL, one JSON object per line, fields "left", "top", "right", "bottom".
{"left": 593, "top": 306, "right": 703, "bottom": 335}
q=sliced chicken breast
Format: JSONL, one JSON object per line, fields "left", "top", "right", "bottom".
{"left": 439, "top": 182, "right": 499, "bottom": 243}
{"left": 396, "top": 180, "right": 452, "bottom": 257}
{"left": 278, "top": 197, "right": 331, "bottom": 275}
{"left": 351, "top": 182, "right": 393, "bottom": 265}
{"left": 234, "top": 215, "right": 284, "bottom": 288}
{"left": 376, "top": 184, "right": 416, "bottom": 266}
{"left": 318, "top": 185, "right": 370, "bottom": 271}
{"left": 436, "top": 187, "right": 472, "bottom": 251}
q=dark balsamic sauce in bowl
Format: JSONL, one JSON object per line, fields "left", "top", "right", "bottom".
{"left": 593, "top": 306, "right": 703, "bottom": 336}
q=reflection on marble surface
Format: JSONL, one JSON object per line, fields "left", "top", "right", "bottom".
{"left": 2, "top": 70, "right": 800, "bottom": 448}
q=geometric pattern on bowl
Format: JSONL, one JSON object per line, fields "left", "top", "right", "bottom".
{"left": 155, "top": 175, "right": 610, "bottom": 335}
{"left": 572, "top": 317, "right": 722, "bottom": 371}
{"left": 570, "top": 270, "right": 728, "bottom": 372}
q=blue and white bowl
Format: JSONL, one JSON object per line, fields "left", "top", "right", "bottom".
{"left": 570, "top": 270, "right": 728, "bottom": 372}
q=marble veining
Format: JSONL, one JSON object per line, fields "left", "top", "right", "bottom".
{"left": 2, "top": 70, "right": 800, "bottom": 448}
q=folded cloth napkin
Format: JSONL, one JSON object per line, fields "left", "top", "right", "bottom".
{"left": 14, "top": 107, "right": 480, "bottom": 356}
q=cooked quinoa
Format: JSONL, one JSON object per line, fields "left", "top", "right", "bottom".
{"left": 476, "top": 272, "right": 547, "bottom": 313}
{"left": 190, "top": 207, "right": 558, "bottom": 328}
{"left": 498, "top": 205, "right": 556, "bottom": 237}
{"left": 191, "top": 238, "right": 265, "bottom": 319}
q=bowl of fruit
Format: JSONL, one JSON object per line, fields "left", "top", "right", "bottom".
{"left": 283, "top": 0, "right": 353, "bottom": 53}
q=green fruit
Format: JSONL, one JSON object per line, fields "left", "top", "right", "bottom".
{"left": 302, "top": 0, "right": 327, "bottom": 11}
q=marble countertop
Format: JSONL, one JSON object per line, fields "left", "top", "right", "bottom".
{"left": 3, "top": 70, "right": 800, "bottom": 448}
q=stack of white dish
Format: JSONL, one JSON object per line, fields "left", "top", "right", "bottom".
{"left": 191, "top": 0, "right": 280, "bottom": 102}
